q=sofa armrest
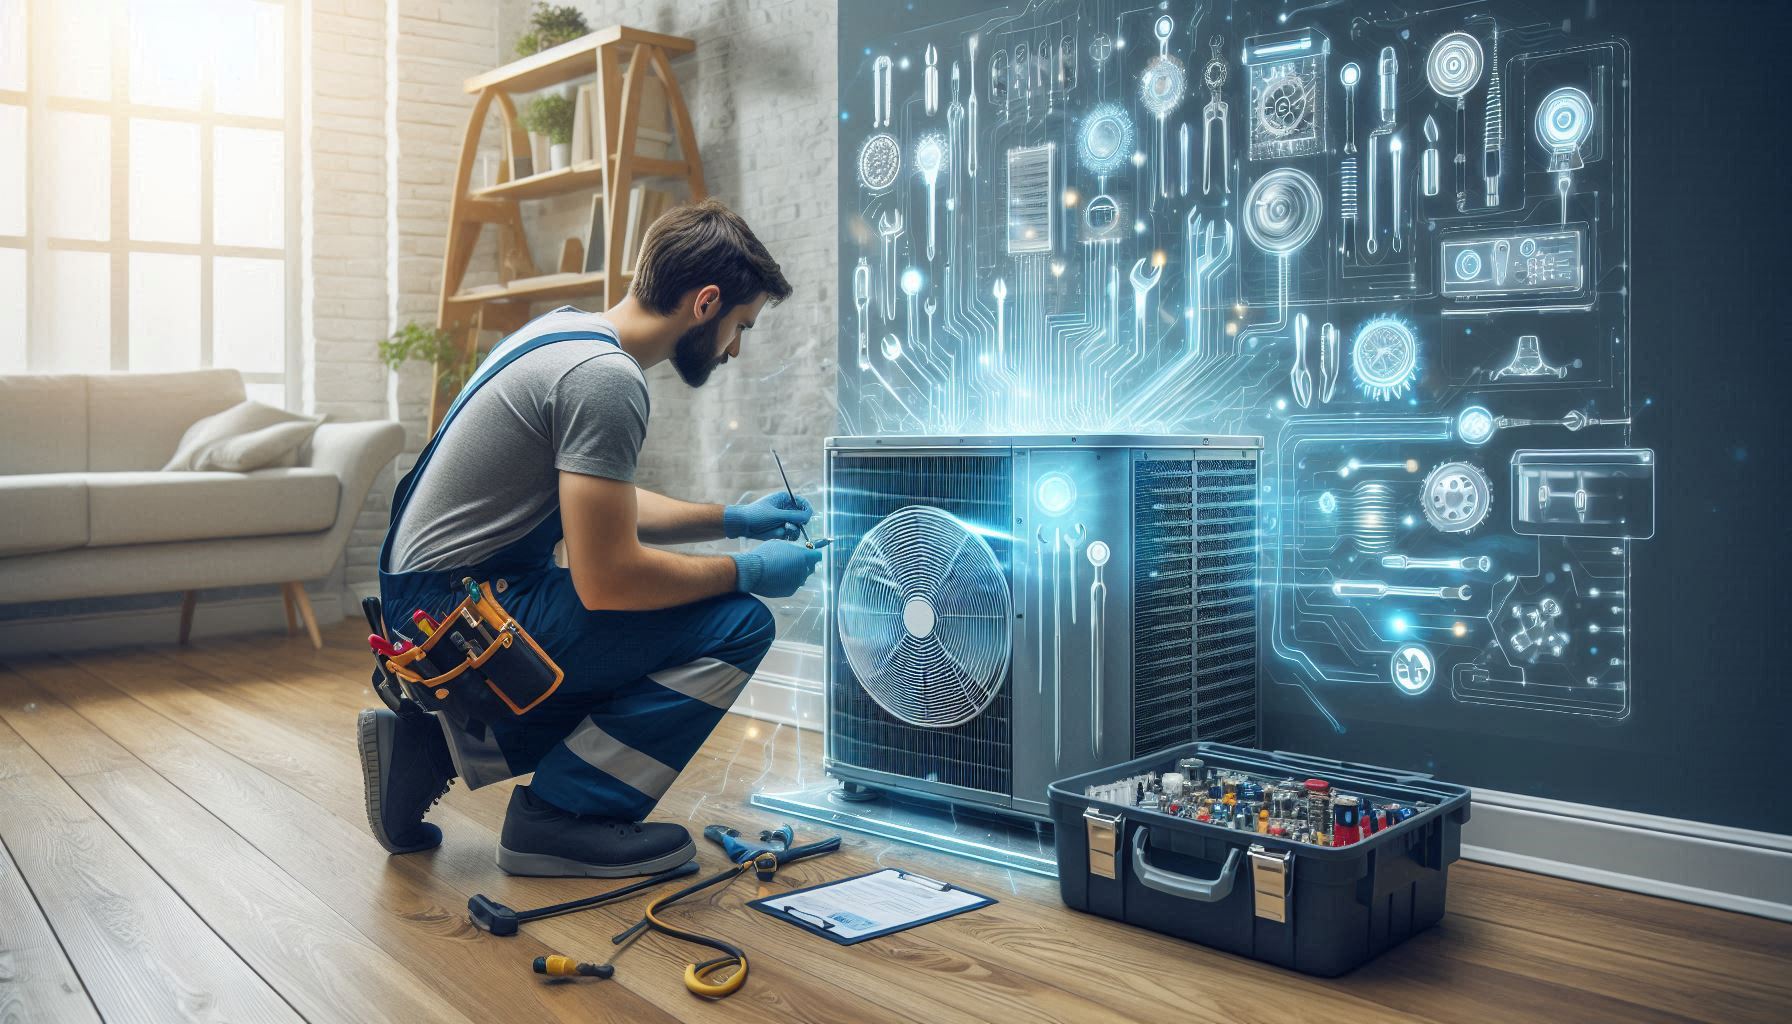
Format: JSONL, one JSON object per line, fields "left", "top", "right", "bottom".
{"left": 300, "top": 421, "right": 405, "bottom": 576}
{"left": 304, "top": 420, "right": 405, "bottom": 489}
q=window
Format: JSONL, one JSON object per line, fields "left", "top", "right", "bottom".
{"left": 0, "top": 0, "right": 299, "bottom": 405}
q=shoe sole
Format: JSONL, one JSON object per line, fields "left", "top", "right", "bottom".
{"left": 494, "top": 838, "right": 697, "bottom": 878}
{"left": 357, "top": 708, "right": 440, "bottom": 855}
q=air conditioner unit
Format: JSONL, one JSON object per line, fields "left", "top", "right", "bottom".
{"left": 824, "top": 434, "right": 1265, "bottom": 820}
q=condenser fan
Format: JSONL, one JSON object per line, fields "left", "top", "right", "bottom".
{"left": 837, "top": 505, "right": 1011, "bottom": 729}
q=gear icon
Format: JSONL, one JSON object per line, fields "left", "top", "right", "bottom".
{"left": 1421, "top": 461, "right": 1493, "bottom": 534}
{"left": 1256, "top": 70, "right": 1312, "bottom": 138}
{"left": 1351, "top": 315, "right": 1419, "bottom": 401}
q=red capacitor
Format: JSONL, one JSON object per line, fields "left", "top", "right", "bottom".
{"left": 1333, "top": 795, "right": 1362, "bottom": 846}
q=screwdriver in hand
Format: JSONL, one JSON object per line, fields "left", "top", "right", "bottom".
{"left": 770, "top": 448, "right": 816, "bottom": 548}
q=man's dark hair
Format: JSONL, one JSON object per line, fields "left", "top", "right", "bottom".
{"left": 630, "top": 197, "right": 793, "bottom": 316}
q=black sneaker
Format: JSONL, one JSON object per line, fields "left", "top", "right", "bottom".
{"left": 357, "top": 707, "right": 456, "bottom": 854}
{"left": 496, "top": 786, "right": 695, "bottom": 877}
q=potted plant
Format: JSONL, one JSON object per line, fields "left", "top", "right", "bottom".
{"left": 379, "top": 321, "right": 481, "bottom": 396}
{"left": 524, "top": 92, "right": 577, "bottom": 171}
{"left": 514, "top": 3, "right": 589, "bottom": 59}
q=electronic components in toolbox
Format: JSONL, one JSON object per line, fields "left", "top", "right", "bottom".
{"left": 1080, "top": 757, "right": 1426, "bottom": 848}
{"left": 1441, "top": 226, "right": 1585, "bottom": 298}
{"left": 1051, "top": 742, "right": 1472, "bottom": 977}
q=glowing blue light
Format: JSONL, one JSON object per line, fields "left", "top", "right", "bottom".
{"left": 1076, "top": 103, "right": 1135, "bottom": 176}
{"left": 1391, "top": 616, "right": 1409, "bottom": 634}
{"left": 1035, "top": 472, "right": 1077, "bottom": 516}
{"left": 1317, "top": 491, "right": 1338, "bottom": 514}
{"left": 1458, "top": 405, "right": 1495, "bottom": 446}
{"left": 1351, "top": 315, "right": 1420, "bottom": 401}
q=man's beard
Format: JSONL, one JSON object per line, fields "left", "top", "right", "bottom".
{"left": 672, "top": 317, "right": 725, "bottom": 388}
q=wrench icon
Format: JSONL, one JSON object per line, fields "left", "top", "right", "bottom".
{"left": 1129, "top": 257, "right": 1162, "bottom": 347}
{"left": 1201, "top": 36, "right": 1230, "bottom": 195}
{"left": 853, "top": 257, "right": 871, "bottom": 370}
{"left": 877, "top": 209, "right": 904, "bottom": 321}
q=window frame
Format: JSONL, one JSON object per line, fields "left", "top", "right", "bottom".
{"left": 2, "top": 0, "right": 301, "bottom": 406}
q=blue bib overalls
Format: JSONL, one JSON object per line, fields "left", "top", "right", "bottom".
{"left": 377, "top": 308, "right": 774, "bottom": 822}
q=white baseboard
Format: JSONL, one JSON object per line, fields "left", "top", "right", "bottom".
{"left": 1462, "top": 788, "right": 1792, "bottom": 922}
{"left": 730, "top": 642, "right": 1792, "bottom": 922}
{"left": 735, "top": 640, "right": 825, "bottom": 729}
{"left": 0, "top": 590, "right": 346, "bottom": 656}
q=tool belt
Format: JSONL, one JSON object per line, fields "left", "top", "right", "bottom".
{"left": 380, "top": 580, "right": 563, "bottom": 722}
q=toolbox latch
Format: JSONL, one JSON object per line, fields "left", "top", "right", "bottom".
{"left": 1084, "top": 807, "right": 1123, "bottom": 880}
{"left": 1248, "top": 844, "right": 1293, "bottom": 923}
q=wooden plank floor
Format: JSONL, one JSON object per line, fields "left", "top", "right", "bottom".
{"left": 1, "top": 621, "right": 1788, "bottom": 1024}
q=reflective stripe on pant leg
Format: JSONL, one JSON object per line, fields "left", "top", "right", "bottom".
{"left": 534, "top": 661, "right": 752, "bottom": 818}
{"left": 528, "top": 594, "right": 776, "bottom": 819}
{"left": 647, "top": 658, "right": 749, "bottom": 709}
{"left": 558, "top": 719, "right": 682, "bottom": 803}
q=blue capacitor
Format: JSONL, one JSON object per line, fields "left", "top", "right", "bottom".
{"left": 1208, "top": 783, "right": 1224, "bottom": 799}
{"left": 1394, "top": 805, "right": 1416, "bottom": 823}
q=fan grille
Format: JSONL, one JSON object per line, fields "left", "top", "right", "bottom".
{"left": 838, "top": 506, "right": 1011, "bottom": 728}
{"left": 827, "top": 453, "right": 1014, "bottom": 795}
{"left": 1131, "top": 455, "right": 1261, "bottom": 753}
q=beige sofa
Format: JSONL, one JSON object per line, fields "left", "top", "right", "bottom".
{"left": 0, "top": 369, "right": 403, "bottom": 647}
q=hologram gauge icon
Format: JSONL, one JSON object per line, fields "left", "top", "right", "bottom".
{"left": 859, "top": 133, "right": 902, "bottom": 192}
{"left": 1351, "top": 315, "right": 1419, "bottom": 401}
{"left": 1244, "top": 167, "right": 1324, "bottom": 256}
{"left": 1078, "top": 102, "right": 1135, "bottom": 179}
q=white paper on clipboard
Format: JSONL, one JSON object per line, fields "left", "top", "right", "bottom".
{"left": 766, "top": 869, "right": 988, "bottom": 941}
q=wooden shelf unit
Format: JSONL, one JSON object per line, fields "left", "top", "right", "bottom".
{"left": 430, "top": 26, "right": 706, "bottom": 430}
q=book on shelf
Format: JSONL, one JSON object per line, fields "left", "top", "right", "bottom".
{"left": 580, "top": 69, "right": 675, "bottom": 162}
{"left": 571, "top": 85, "right": 594, "bottom": 165}
{"left": 582, "top": 193, "right": 605, "bottom": 273}
{"left": 529, "top": 132, "right": 550, "bottom": 175}
{"left": 505, "top": 128, "right": 530, "bottom": 179}
{"left": 621, "top": 186, "right": 678, "bottom": 271}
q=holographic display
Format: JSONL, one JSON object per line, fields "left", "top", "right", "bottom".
{"left": 837, "top": 0, "right": 1639, "bottom": 744}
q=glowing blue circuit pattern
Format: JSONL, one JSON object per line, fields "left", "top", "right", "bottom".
{"left": 838, "top": 0, "right": 1642, "bottom": 730}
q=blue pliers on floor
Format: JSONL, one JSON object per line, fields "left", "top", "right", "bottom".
{"left": 703, "top": 824, "right": 841, "bottom": 881}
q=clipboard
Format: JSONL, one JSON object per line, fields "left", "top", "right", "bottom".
{"left": 748, "top": 868, "right": 996, "bottom": 946}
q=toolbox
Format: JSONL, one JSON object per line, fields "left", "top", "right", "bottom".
{"left": 1049, "top": 742, "right": 1471, "bottom": 976}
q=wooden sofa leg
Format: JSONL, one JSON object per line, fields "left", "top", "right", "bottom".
{"left": 284, "top": 582, "right": 323, "bottom": 650}
{"left": 178, "top": 590, "right": 198, "bottom": 645}
{"left": 281, "top": 584, "right": 298, "bottom": 635}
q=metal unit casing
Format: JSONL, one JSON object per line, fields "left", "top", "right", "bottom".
{"left": 824, "top": 434, "right": 1265, "bottom": 819}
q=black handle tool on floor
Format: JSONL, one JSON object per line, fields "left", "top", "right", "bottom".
{"left": 468, "top": 861, "right": 700, "bottom": 937}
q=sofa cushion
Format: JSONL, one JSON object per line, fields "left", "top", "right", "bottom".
{"left": 88, "top": 369, "right": 246, "bottom": 471}
{"left": 85, "top": 468, "right": 340, "bottom": 547}
{"left": 0, "top": 376, "right": 89, "bottom": 475}
{"left": 0, "top": 474, "right": 89, "bottom": 556}
{"left": 163, "top": 400, "right": 324, "bottom": 472}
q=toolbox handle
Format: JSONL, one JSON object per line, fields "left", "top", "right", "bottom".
{"left": 1131, "top": 828, "right": 1241, "bottom": 903}
{"left": 1267, "top": 749, "right": 1434, "bottom": 785}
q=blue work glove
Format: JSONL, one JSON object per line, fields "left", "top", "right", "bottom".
{"left": 723, "top": 491, "right": 815, "bottom": 541}
{"left": 731, "top": 540, "right": 823, "bottom": 598}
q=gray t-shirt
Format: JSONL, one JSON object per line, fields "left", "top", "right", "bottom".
{"left": 387, "top": 311, "right": 647, "bottom": 573}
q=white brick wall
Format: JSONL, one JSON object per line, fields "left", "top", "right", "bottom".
{"left": 305, "top": 1, "right": 838, "bottom": 602}
{"left": 306, "top": 0, "right": 503, "bottom": 594}
{"left": 499, "top": 0, "right": 840, "bottom": 509}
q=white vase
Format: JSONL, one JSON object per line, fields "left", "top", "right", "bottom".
{"left": 550, "top": 143, "right": 570, "bottom": 171}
